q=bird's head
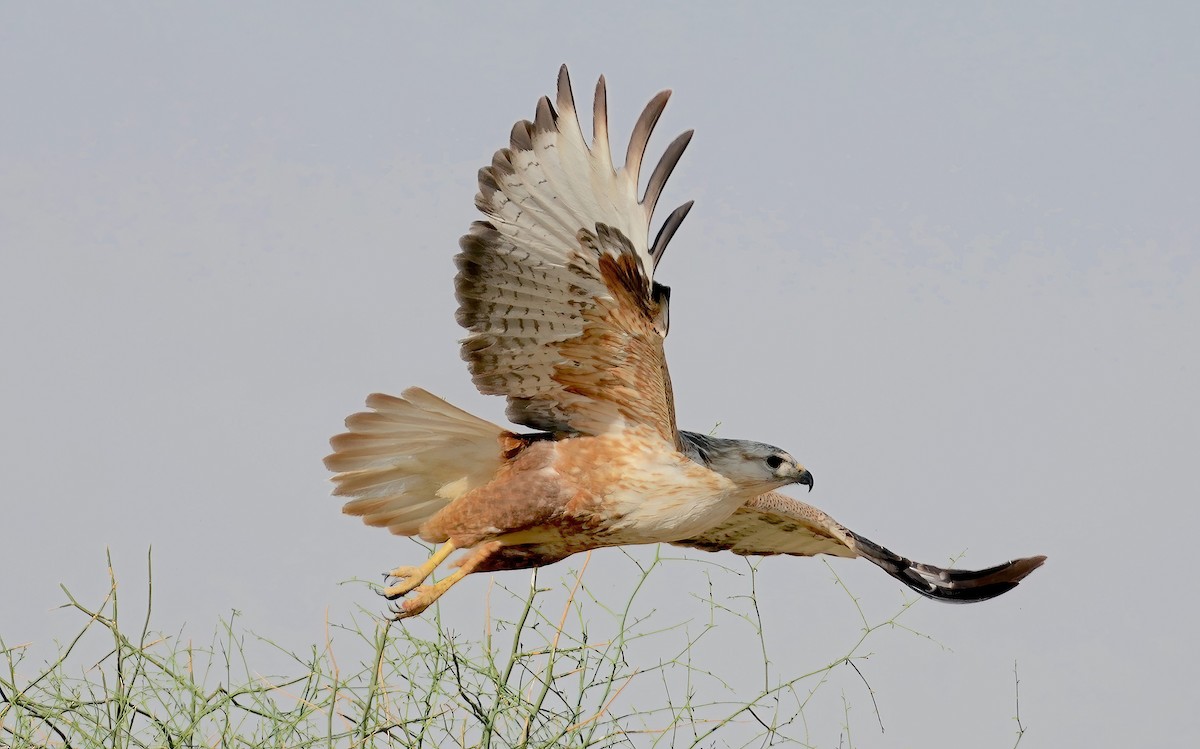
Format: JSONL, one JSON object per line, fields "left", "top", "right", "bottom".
{"left": 679, "top": 431, "right": 813, "bottom": 494}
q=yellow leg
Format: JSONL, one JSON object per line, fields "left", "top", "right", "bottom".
{"left": 392, "top": 541, "right": 502, "bottom": 620}
{"left": 381, "top": 540, "right": 457, "bottom": 599}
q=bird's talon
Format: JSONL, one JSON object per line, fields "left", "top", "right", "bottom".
{"left": 381, "top": 583, "right": 409, "bottom": 600}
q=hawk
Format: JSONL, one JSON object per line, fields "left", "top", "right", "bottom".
{"left": 325, "top": 67, "right": 1044, "bottom": 618}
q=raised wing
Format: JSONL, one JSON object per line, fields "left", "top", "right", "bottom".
{"left": 673, "top": 491, "right": 1047, "bottom": 603}
{"left": 456, "top": 65, "right": 694, "bottom": 444}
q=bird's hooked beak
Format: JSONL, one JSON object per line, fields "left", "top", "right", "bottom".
{"left": 796, "top": 467, "right": 814, "bottom": 492}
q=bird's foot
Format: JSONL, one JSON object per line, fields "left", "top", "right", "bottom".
{"left": 377, "top": 541, "right": 458, "bottom": 600}
{"left": 379, "top": 540, "right": 500, "bottom": 621}
{"left": 380, "top": 566, "right": 425, "bottom": 600}
{"left": 388, "top": 585, "right": 438, "bottom": 620}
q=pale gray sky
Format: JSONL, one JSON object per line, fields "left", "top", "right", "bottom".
{"left": 3, "top": 3, "right": 1198, "bottom": 747}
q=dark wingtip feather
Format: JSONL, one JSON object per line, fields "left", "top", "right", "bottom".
{"left": 534, "top": 96, "right": 557, "bottom": 133}
{"left": 491, "top": 148, "right": 515, "bottom": 175}
{"left": 510, "top": 120, "right": 534, "bottom": 151}
{"left": 476, "top": 167, "right": 499, "bottom": 208}
{"left": 650, "top": 200, "right": 695, "bottom": 269}
{"left": 642, "top": 129, "right": 694, "bottom": 216}
{"left": 556, "top": 65, "right": 575, "bottom": 112}
{"left": 852, "top": 533, "right": 1046, "bottom": 604}
{"left": 625, "top": 90, "right": 672, "bottom": 177}
{"left": 904, "top": 555, "right": 1046, "bottom": 603}
{"left": 592, "top": 75, "right": 608, "bottom": 148}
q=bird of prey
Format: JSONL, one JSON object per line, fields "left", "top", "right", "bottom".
{"left": 325, "top": 66, "right": 1044, "bottom": 618}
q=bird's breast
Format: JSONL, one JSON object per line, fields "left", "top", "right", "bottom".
{"left": 554, "top": 427, "right": 743, "bottom": 544}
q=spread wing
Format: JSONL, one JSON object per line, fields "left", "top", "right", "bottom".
{"left": 456, "top": 65, "right": 695, "bottom": 444}
{"left": 673, "top": 492, "right": 1047, "bottom": 603}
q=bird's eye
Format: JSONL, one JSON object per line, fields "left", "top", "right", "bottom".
{"left": 766, "top": 455, "right": 784, "bottom": 470}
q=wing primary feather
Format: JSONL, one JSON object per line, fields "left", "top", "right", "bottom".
{"left": 475, "top": 168, "right": 500, "bottom": 208}
{"left": 849, "top": 532, "right": 1047, "bottom": 603}
{"left": 556, "top": 64, "right": 576, "bottom": 115}
{"left": 491, "top": 149, "right": 516, "bottom": 176}
{"left": 510, "top": 120, "right": 534, "bottom": 151}
{"left": 592, "top": 75, "right": 610, "bottom": 159}
{"left": 625, "top": 90, "right": 672, "bottom": 179}
{"left": 642, "top": 129, "right": 693, "bottom": 216}
{"left": 534, "top": 96, "right": 557, "bottom": 133}
{"left": 651, "top": 200, "right": 695, "bottom": 269}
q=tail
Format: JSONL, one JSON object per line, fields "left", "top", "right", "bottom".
{"left": 849, "top": 532, "right": 1046, "bottom": 603}
{"left": 324, "top": 387, "right": 506, "bottom": 536}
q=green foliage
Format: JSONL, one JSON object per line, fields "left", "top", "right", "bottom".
{"left": 2, "top": 549, "right": 942, "bottom": 748}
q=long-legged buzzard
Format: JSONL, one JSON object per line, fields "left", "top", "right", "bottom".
{"left": 325, "top": 68, "right": 1044, "bottom": 618}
